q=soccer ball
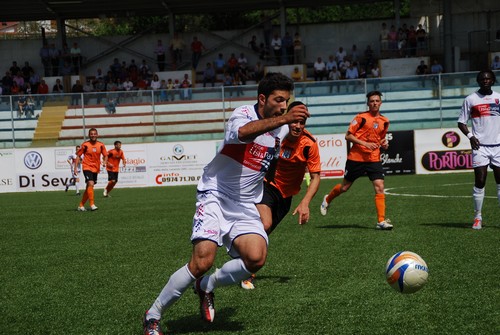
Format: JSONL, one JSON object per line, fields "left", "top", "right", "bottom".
{"left": 385, "top": 251, "right": 429, "bottom": 294}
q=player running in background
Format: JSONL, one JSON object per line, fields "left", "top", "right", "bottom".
{"left": 75, "top": 128, "right": 108, "bottom": 211}
{"left": 320, "top": 90, "right": 392, "bottom": 230}
{"left": 104, "top": 140, "right": 126, "bottom": 197}
{"left": 142, "top": 73, "right": 310, "bottom": 335}
{"left": 241, "top": 101, "right": 321, "bottom": 290}
{"left": 65, "top": 145, "right": 82, "bottom": 195}
{"left": 458, "top": 69, "right": 500, "bottom": 230}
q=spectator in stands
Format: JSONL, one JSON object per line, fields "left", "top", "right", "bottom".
{"left": 259, "top": 42, "right": 270, "bottom": 61}
{"left": 223, "top": 72, "right": 243, "bottom": 97}
{"left": 293, "top": 32, "right": 303, "bottom": 64}
{"left": 10, "top": 61, "right": 21, "bottom": 77}
{"left": 61, "top": 42, "right": 71, "bottom": 67}
{"left": 397, "top": 26, "right": 408, "bottom": 58}
{"left": 416, "top": 60, "right": 429, "bottom": 87}
{"left": 326, "top": 55, "right": 338, "bottom": 78}
{"left": 416, "top": 24, "right": 427, "bottom": 56}
{"left": 94, "top": 77, "right": 106, "bottom": 104}
{"left": 379, "top": 22, "right": 389, "bottom": 58}
{"left": 345, "top": 62, "right": 360, "bottom": 92}
{"left": 83, "top": 78, "right": 94, "bottom": 105}
{"left": 407, "top": 25, "right": 417, "bottom": 57}
{"left": 70, "top": 42, "right": 82, "bottom": 74}
{"left": 248, "top": 35, "right": 259, "bottom": 53}
{"left": 328, "top": 66, "right": 341, "bottom": 93}
{"left": 227, "top": 53, "right": 239, "bottom": 77}
{"left": 139, "top": 59, "right": 152, "bottom": 81}
{"left": 29, "top": 70, "right": 40, "bottom": 94}
{"left": 271, "top": 32, "right": 282, "bottom": 65}
{"left": 166, "top": 78, "right": 177, "bottom": 101}
{"left": 49, "top": 43, "right": 61, "bottom": 76}
{"left": 282, "top": 32, "right": 294, "bottom": 65}
{"left": 1, "top": 71, "right": 13, "bottom": 95}
{"left": 335, "top": 46, "right": 347, "bottom": 64}
{"left": 254, "top": 61, "right": 264, "bottom": 84}
{"left": 110, "top": 58, "right": 121, "bottom": 79}
{"left": 17, "top": 91, "right": 27, "bottom": 118}
{"left": 71, "top": 79, "right": 84, "bottom": 106}
{"left": 12, "top": 71, "right": 24, "bottom": 90}
{"left": 52, "top": 78, "right": 64, "bottom": 99}
{"left": 154, "top": 39, "right": 166, "bottom": 72}
{"left": 60, "top": 61, "right": 73, "bottom": 76}
{"left": 191, "top": 36, "right": 206, "bottom": 70}
{"left": 388, "top": 25, "right": 398, "bottom": 58}
{"left": 370, "top": 63, "right": 381, "bottom": 90}
{"left": 10, "top": 81, "right": 20, "bottom": 95}
{"left": 24, "top": 82, "right": 32, "bottom": 95}
{"left": 150, "top": 73, "right": 162, "bottom": 101}
{"left": 159, "top": 79, "right": 168, "bottom": 102}
{"left": 170, "top": 32, "right": 185, "bottom": 69}
{"left": 491, "top": 55, "right": 500, "bottom": 70}
{"left": 350, "top": 44, "right": 360, "bottom": 63}
{"left": 202, "top": 62, "right": 216, "bottom": 87}
{"left": 291, "top": 66, "right": 305, "bottom": 94}
{"left": 214, "top": 53, "right": 226, "bottom": 75}
{"left": 21, "top": 61, "right": 33, "bottom": 83}
{"left": 37, "top": 79, "right": 49, "bottom": 106}
{"left": 237, "top": 53, "right": 249, "bottom": 85}
{"left": 313, "top": 57, "right": 327, "bottom": 81}
{"left": 128, "top": 60, "right": 138, "bottom": 83}
{"left": 105, "top": 96, "right": 118, "bottom": 114}
{"left": 179, "top": 73, "right": 192, "bottom": 100}
{"left": 430, "top": 59, "right": 444, "bottom": 88}
{"left": 40, "top": 41, "right": 51, "bottom": 76}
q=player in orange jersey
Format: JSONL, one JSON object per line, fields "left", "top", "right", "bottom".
{"left": 75, "top": 128, "right": 108, "bottom": 211}
{"left": 241, "top": 101, "right": 321, "bottom": 290}
{"left": 104, "top": 140, "right": 126, "bottom": 197}
{"left": 320, "top": 90, "right": 393, "bottom": 230}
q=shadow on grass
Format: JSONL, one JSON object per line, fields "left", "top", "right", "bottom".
{"left": 165, "top": 307, "right": 243, "bottom": 334}
{"left": 421, "top": 222, "right": 499, "bottom": 229}
{"left": 252, "top": 274, "right": 294, "bottom": 284}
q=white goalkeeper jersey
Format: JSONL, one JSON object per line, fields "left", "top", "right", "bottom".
{"left": 458, "top": 91, "right": 500, "bottom": 146}
{"left": 197, "top": 104, "right": 288, "bottom": 203}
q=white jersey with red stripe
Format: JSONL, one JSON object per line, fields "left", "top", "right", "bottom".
{"left": 458, "top": 90, "right": 500, "bottom": 146}
{"left": 197, "top": 104, "right": 288, "bottom": 203}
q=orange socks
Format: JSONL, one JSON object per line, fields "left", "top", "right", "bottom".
{"left": 88, "top": 185, "right": 95, "bottom": 206}
{"left": 375, "top": 193, "right": 385, "bottom": 223}
{"left": 326, "top": 184, "right": 342, "bottom": 204}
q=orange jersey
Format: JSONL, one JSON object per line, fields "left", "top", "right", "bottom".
{"left": 107, "top": 148, "right": 125, "bottom": 172}
{"left": 76, "top": 140, "right": 107, "bottom": 173}
{"left": 268, "top": 129, "right": 321, "bottom": 198}
{"left": 347, "top": 111, "right": 389, "bottom": 162}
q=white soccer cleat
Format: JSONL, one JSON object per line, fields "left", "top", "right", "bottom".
{"left": 320, "top": 195, "right": 329, "bottom": 216}
{"left": 472, "top": 217, "right": 482, "bottom": 230}
{"left": 103, "top": 189, "right": 108, "bottom": 197}
{"left": 240, "top": 274, "right": 256, "bottom": 290}
{"left": 376, "top": 219, "right": 393, "bottom": 230}
{"left": 90, "top": 204, "right": 98, "bottom": 211}
{"left": 77, "top": 206, "right": 86, "bottom": 212}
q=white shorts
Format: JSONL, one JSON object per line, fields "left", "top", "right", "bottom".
{"left": 472, "top": 145, "right": 500, "bottom": 168}
{"left": 71, "top": 169, "right": 81, "bottom": 179}
{"left": 191, "top": 191, "right": 268, "bottom": 258}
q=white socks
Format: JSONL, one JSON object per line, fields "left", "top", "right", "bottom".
{"left": 473, "top": 186, "right": 485, "bottom": 218}
{"left": 204, "top": 258, "right": 251, "bottom": 292}
{"left": 147, "top": 264, "right": 195, "bottom": 320}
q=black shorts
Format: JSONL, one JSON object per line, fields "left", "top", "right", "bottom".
{"left": 259, "top": 182, "right": 292, "bottom": 233}
{"left": 344, "top": 160, "right": 385, "bottom": 182}
{"left": 83, "top": 170, "right": 99, "bottom": 183}
{"left": 107, "top": 171, "right": 119, "bottom": 181}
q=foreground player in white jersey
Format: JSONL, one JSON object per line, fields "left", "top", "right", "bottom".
{"left": 65, "top": 145, "right": 82, "bottom": 194}
{"left": 458, "top": 69, "right": 500, "bottom": 230}
{"left": 143, "top": 72, "right": 310, "bottom": 335}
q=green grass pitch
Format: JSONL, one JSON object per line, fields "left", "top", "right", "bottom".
{"left": 0, "top": 172, "right": 498, "bottom": 334}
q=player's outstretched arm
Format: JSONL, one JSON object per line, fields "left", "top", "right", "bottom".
{"left": 292, "top": 172, "right": 320, "bottom": 225}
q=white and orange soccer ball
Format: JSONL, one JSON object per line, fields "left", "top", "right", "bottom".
{"left": 385, "top": 251, "right": 429, "bottom": 294}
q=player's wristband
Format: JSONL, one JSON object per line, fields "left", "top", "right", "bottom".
{"left": 467, "top": 133, "right": 474, "bottom": 139}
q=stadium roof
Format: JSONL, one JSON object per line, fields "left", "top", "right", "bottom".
{"left": 1, "top": 0, "right": 378, "bottom": 22}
